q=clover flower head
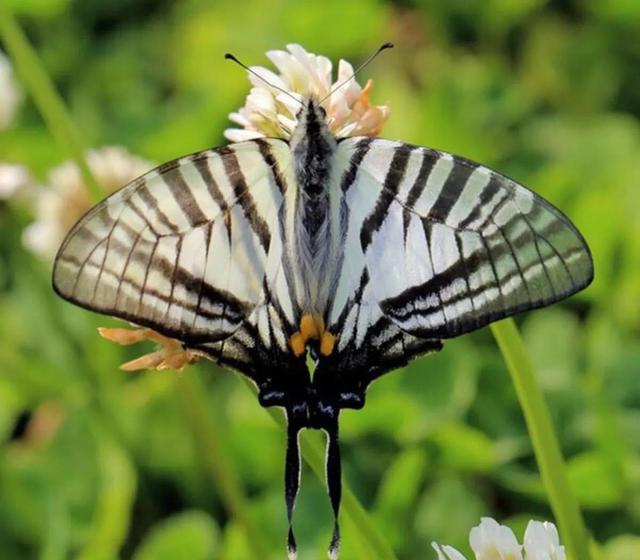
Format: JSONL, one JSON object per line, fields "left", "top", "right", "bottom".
{"left": 0, "top": 162, "right": 31, "bottom": 200}
{"left": 224, "top": 44, "right": 390, "bottom": 142}
{"left": 23, "top": 146, "right": 153, "bottom": 259}
{"left": 432, "top": 518, "right": 566, "bottom": 560}
{"left": 433, "top": 543, "right": 469, "bottom": 560}
{"left": 523, "top": 521, "right": 565, "bottom": 560}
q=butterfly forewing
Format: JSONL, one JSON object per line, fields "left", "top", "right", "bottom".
{"left": 331, "top": 137, "right": 593, "bottom": 342}
{"left": 53, "top": 139, "right": 292, "bottom": 344}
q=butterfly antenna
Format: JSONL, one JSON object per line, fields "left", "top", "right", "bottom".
{"left": 225, "top": 52, "right": 303, "bottom": 107}
{"left": 318, "top": 42, "right": 393, "bottom": 105}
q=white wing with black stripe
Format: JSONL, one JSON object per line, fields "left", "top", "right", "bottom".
{"left": 327, "top": 137, "right": 593, "bottom": 345}
{"left": 53, "top": 139, "right": 295, "bottom": 359}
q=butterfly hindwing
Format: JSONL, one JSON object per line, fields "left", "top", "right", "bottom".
{"left": 53, "top": 138, "right": 292, "bottom": 350}
{"left": 331, "top": 137, "right": 593, "bottom": 343}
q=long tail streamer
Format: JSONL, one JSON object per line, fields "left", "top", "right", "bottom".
{"left": 325, "top": 416, "right": 342, "bottom": 559}
{"left": 285, "top": 416, "right": 302, "bottom": 559}
{"left": 283, "top": 412, "right": 342, "bottom": 559}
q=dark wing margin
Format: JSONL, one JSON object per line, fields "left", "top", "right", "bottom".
{"left": 53, "top": 138, "right": 290, "bottom": 345}
{"left": 336, "top": 137, "right": 593, "bottom": 341}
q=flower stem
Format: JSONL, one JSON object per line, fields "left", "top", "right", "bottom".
{"left": 298, "top": 430, "right": 399, "bottom": 560}
{"left": 175, "top": 373, "right": 272, "bottom": 559}
{"left": 490, "top": 318, "right": 590, "bottom": 560}
{"left": 0, "top": 5, "right": 103, "bottom": 201}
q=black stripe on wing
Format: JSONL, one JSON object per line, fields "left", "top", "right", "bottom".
{"left": 402, "top": 150, "right": 439, "bottom": 237}
{"left": 53, "top": 139, "right": 289, "bottom": 346}
{"left": 339, "top": 137, "right": 373, "bottom": 193}
{"left": 360, "top": 143, "right": 412, "bottom": 250}
{"left": 162, "top": 167, "right": 209, "bottom": 227}
{"left": 219, "top": 146, "right": 272, "bottom": 250}
{"left": 357, "top": 140, "right": 593, "bottom": 340}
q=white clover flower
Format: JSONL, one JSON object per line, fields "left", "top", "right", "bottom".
{"left": 23, "top": 146, "right": 153, "bottom": 260}
{"left": 433, "top": 543, "right": 469, "bottom": 560}
{"left": 470, "top": 518, "right": 523, "bottom": 560}
{"left": 0, "top": 50, "right": 22, "bottom": 129}
{"left": 432, "top": 518, "right": 566, "bottom": 560}
{"left": 225, "top": 44, "right": 390, "bottom": 142}
{"left": 523, "top": 521, "right": 565, "bottom": 560}
{"left": 0, "top": 162, "right": 31, "bottom": 200}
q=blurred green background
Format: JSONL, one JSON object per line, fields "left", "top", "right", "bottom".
{"left": 1, "top": 1, "right": 640, "bottom": 559}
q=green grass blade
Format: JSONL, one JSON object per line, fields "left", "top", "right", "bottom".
{"left": 176, "top": 374, "right": 272, "bottom": 559}
{"left": 491, "top": 318, "right": 591, "bottom": 560}
{"left": 0, "top": 5, "right": 102, "bottom": 201}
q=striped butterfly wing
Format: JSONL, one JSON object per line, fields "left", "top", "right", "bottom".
{"left": 53, "top": 139, "right": 297, "bottom": 378}
{"left": 326, "top": 137, "right": 593, "bottom": 356}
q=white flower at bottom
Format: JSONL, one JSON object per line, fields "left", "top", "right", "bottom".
{"left": 23, "top": 146, "right": 153, "bottom": 260}
{"left": 432, "top": 518, "right": 565, "bottom": 560}
{"left": 470, "top": 518, "right": 523, "bottom": 560}
{"left": 523, "top": 521, "right": 565, "bottom": 560}
{"left": 432, "top": 543, "right": 469, "bottom": 560}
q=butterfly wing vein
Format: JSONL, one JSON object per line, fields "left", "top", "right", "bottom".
{"left": 53, "top": 139, "right": 291, "bottom": 349}
{"left": 333, "top": 137, "right": 593, "bottom": 343}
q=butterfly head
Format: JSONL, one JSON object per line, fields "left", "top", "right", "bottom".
{"left": 289, "top": 96, "right": 336, "bottom": 152}
{"left": 296, "top": 96, "right": 329, "bottom": 128}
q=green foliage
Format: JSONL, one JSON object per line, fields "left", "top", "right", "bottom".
{"left": 1, "top": 1, "right": 639, "bottom": 558}
{"left": 132, "top": 511, "right": 219, "bottom": 560}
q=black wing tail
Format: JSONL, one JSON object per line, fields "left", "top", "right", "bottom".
{"left": 285, "top": 414, "right": 302, "bottom": 559}
{"left": 283, "top": 409, "right": 343, "bottom": 559}
{"left": 325, "top": 414, "right": 342, "bottom": 559}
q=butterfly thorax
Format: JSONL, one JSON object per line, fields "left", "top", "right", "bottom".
{"left": 289, "top": 97, "right": 339, "bottom": 319}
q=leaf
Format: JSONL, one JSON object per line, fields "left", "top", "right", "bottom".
{"left": 78, "top": 438, "right": 137, "bottom": 560}
{"left": 415, "top": 476, "right": 487, "bottom": 556}
{"left": 603, "top": 535, "right": 640, "bottom": 560}
{"left": 432, "top": 423, "right": 497, "bottom": 473}
{"left": 567, "top": 451, "right": 625, "bottom": 509}
{"left": 133, "top": 511, "right": 219, "bottom": 560}
{"left": 521, "top": 309, "right": 581, "bottom": 390}
{"left": 373, "top": 447, "right": 428, "bottom": 548}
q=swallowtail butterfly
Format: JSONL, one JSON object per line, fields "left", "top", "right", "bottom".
{"left": 52, "top": 45, "right": 593, "bottom": 558}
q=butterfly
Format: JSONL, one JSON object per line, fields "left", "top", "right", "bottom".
{"left": 52, "top": 47, "right": 593, "bottom": 559}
